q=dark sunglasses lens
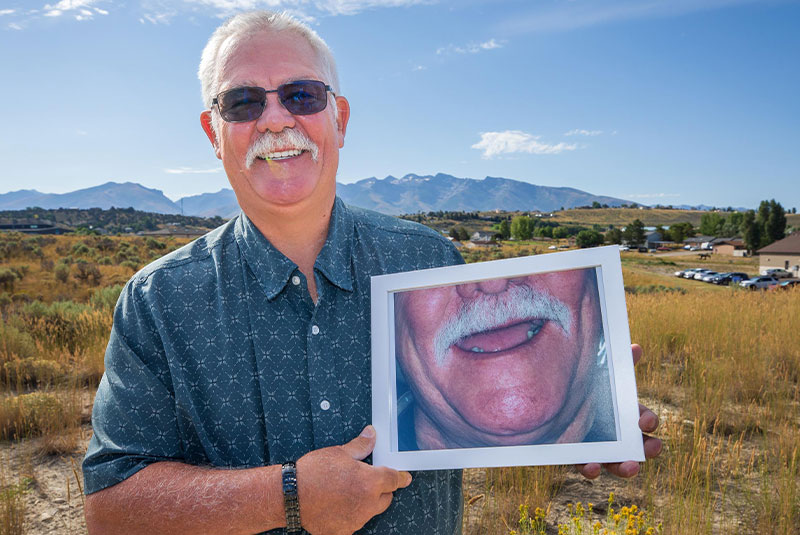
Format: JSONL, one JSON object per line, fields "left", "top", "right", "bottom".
{"left": 278, "top": 81, "right": 328, "bottom": 115}
{"left": 218, "top": 87, "right": 267, "bottom": 122}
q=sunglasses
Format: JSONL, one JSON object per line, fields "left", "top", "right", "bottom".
{"left": 212, "top": 80, "right": 335, "bottom": 123}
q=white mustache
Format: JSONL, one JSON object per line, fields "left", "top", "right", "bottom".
{"left": 245, "top": 129, "right": 319, "bottom": 168}
{"left": 433, "top": 283, "right": 573, "bottom": 365}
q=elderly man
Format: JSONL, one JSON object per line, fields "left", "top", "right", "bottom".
{"left": 83, "top": 10, "right": 660, "bottom": 535}
{"left": 394, "top": 268, "right": 616, "bottom": 451}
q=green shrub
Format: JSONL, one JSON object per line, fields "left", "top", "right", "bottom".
{"left": 3, "top": 358, "right": 64, "bottom": 388}
{"left": 73, "top": 260, "right": 102, "bottom": 285}
{"left": 0, "top": 324, "right": 37, "bottom": 363}
{"left": 90, "top": 284, "right": 123, "bottom": 310}
{"left": 71, "top": 242, "right": 91, "bottom": 256}
{"left": 17, "top": 300, "right": 107, "bottom": 355}
{"left": 54, "top": 262, "right": 70, "bottom": 283}
{"left": 145, "top": 237, "right": 166, "bottom": 250}
{"left": 98, "top": 256, "right": 113, "bottom": 265}
{"left": 0, "top": 268, "right": 19, "bottom": 291}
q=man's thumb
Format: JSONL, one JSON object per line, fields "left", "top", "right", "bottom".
{"left": 342, "top": 425, "right": 376, "bottom": 461}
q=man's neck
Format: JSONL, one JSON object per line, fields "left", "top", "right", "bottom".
{"left": 244, "top": 195, "right": 335, "bottom": 302}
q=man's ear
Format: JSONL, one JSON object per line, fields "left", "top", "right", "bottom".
{"left": 200, "top": 111, "right": 222, "bottom": 160}
{"left": 335, "top": 96, "right": 350, "bottom": 148}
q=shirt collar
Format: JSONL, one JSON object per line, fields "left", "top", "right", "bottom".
{"left": 234, "top": 197, "right": 354, "bottom": 300}
{"left": 314, "top": 197, "right": 354, "bottom": 293}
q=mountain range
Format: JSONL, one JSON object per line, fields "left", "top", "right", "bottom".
{"left": 0, "top": 174, "right": 633, "bottom": 218}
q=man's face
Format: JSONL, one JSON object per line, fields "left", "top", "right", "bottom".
{"left": 394, "top": 269, "right": 603, "bottom": 448}
{"left": 201, "top": 31, "right": 349, "bottom": 212}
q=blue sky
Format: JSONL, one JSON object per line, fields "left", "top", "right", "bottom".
{"left": 1, "top": 0, "right": 798, "bottom": 210}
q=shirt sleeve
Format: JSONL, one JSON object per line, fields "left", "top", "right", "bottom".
{"left": 83, "top": 278, "right": 183, "bottom": 495}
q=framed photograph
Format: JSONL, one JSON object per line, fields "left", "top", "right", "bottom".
{"left": 370, "top": 245, "right": 644, "bottom": 471}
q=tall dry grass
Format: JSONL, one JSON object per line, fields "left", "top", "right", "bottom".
{"left": 467, "top": 283, "right": 799, "bottom": 534}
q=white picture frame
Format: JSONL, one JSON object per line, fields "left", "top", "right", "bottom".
{"left": 370, "top": 245, "right": 644, "bottom": 471}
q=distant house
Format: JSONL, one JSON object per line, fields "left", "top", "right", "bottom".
{"left": 757, "top": 232, "right": 800, "bottom": 278}
{"left": 0, "top": 219, "right": 72, "bottom": 235}
{"left": 711, "top": 238, "right": 747, "bottom": 257}
{"left": 139, "top": 228, "right": 208, "bottom": 239}
{"left": 644, "top": 231, "right": 662, "bottom": 249}
{"left": 684, "top": 235, "right": 715, "bottom": 248}
{"left": 467, "top": 231, "right": 499, "bottom": 248}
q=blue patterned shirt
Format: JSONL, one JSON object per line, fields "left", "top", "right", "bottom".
{"left": 83, "top": 197, "right": 464, "bottom": 534}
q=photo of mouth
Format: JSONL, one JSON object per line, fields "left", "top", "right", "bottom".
{"left": 393, "top": 267, "right": 617, "bottom": 452}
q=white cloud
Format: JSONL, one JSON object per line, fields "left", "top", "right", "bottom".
{"left": 437, "top": 38, "right": 505, "bottom": 55}
{"left": 471, "top": 130, "right": 578, "bottom": 159}
{"left": 7, "top": 22, "right": 23, "bottom": 30}
{"left": 43, "top": 0, "right": 105, "bottom": 19}
{"left": 497, "top": 0, "right": 767, "bottom": 35}
{"left": 565, "top": 129, "right": 603, "bottom": 137}
{"left": 164, "top": 166, "right": 224, "bottom": 174}
{"left": 0, "top": 9, "right": 16, "bottom": 16}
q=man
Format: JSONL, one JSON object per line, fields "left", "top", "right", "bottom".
{"left": 83, "top": 10, "right": 661, "bottom": 535}
{"left": 394, "top": 268, "right": 616, "bottom": 451}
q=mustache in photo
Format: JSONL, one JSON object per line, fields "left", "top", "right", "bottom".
{"left": 433, "top": 283, "right": 573, "bottom": 366}
{"left": 245, "top": 128, "right": 320, "bottom": 169}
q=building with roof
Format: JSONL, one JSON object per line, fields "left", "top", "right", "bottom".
{"left": 757, "top": 232, "right": 800, "bottom": 278}
{"left": 711, "top": 238, "right": 747, "bottom": 257}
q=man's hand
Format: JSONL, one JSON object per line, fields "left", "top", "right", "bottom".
{"left": 576, "top": 343, "right": 663, "bottom": 479}
{"left": 297, "top": 425, "right": 412, "bottom": 535}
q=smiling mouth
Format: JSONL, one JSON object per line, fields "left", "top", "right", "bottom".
{"left": 454, "top": 319, "right": 546, "bottom": 355}
{"left": 257, "top": 149, "right": 306, "bottom": 161}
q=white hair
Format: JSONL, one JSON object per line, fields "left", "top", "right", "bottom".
{"left": 198, "top": 10, "right": 340, "bottom": 137}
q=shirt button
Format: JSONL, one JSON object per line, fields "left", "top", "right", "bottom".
{"left": 320, "top": 400, "right": 331, "bottom": 411}
{"left": 311, "top": 325, "right": 320, "bottom": 335}
{"left": 291, "top": 275, "right": 301, "bottom": 286}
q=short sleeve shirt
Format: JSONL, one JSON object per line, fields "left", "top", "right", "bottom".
{"left": 83, "top": 197, "right": 465, "bottom": 535}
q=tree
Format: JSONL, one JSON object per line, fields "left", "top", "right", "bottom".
{"left": 742, "top": 210, "right": 762, "bottom": 254}
{"left": 576, "top": 230, "right": 603, "bottom": 248}
{"left": 457, "top": 226, "right": 470, "bottom": 242}
{"left": 623, "top": 219, "right": 646, "bottom": 246}
{"left": 699, "top": 212, "right": 725, "bottom": 236}
{"left": 765, "top": 199, "right": 786, "bottom": 243}
{"left": 552, "top": 227, "right": 569, "bottom": 240}
{"left": 510, "top": 216, "right": 533, "bottom": 240}
{"left": 498, "top": 219, "right": 511, "bottom": 240}
{"left": 604, "top": 228, "right": 622, "bottom": 244}
{"left": 667, "top": 222, "right": 694, "bottom": 243}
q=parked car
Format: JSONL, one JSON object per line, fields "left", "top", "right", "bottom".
{"left": 712, "top": 272, "right": 750, "bottom": 285}
{"left": 770, "top": 279, "right": 800, "bottom": 290}
{"left": 637, "top": 246, "right": 648, "bottom": 253}
{"left": 656, "top": 246, "right": 671, "bottom": 251}
{"left": 700, "top": 271, "right": 720, "bottom": 282}
{"left": 687, "top": 269, "right": 714, "bottom": 279}
{"left": 675, "top": 268, "right": 696, "bottom": 277}
{"left": 619, "top": 245, "right": 630, "bottom": 251}
{"left": 740, "top": 276, "right": 779, "bottom": 290}
{"left": 761, "top": 268, "right": 792, "bottom": 279}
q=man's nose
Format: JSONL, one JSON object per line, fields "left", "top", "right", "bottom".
{"left": 255, "top": 94, "right": 296, "bottom": 133}
{"left": 456, "top": 277, "right": 512, "bottom": 298}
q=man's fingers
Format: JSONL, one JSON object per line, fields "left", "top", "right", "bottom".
{"left": 576, "top": 463, "right": 601, "bottom": 479}
{"left": 603, "top": 461, "right": 640, "bottom": 478}
{"left": 341, "top": 425, "right": 377, "bottom": 461}
{"left": 638, "top": 403, "right": 659, "bottom": 433}
{"left": 643, "top": 435, "right": 663, "bottom": 459}
{"left": 631, "top": 343, "right": 642, "bottom": 365}
{"left": 372, "top": 466, "right": 412, "bottom": 493}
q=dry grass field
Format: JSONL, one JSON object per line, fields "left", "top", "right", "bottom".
{"left": 1, "top": 233, "right": 797, "bottom": 534}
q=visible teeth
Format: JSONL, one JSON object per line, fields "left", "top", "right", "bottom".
{"left": 259, "top": 149, "right": 303, "bottom": 161}
{"left": 470, "top": 347, "right": 485, "bottom": 353}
